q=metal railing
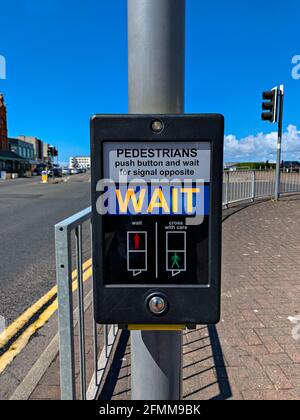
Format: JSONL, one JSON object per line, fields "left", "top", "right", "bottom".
{"left": 223, "top": 170, "right": 300, "bottom": 207}
{"left": 55, "top": 207, "right": 118, "bottom": 400}
{"left": 55, "top": 170, "right": 300, "bottom": 400}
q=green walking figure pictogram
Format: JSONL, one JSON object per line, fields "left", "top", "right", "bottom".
{"left": 171, "top": 252, "right": 181, "bottom": 269}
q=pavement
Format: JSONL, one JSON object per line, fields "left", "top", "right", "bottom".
{"left": 100, "top": 196, "right": 300, "bottom": 400}
{"left": 2, "top": 191, "right": 300, "bottom": 400}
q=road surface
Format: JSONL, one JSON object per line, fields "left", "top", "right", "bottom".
{"left": 0, "top": 174, "right": 90, "bottom": 324}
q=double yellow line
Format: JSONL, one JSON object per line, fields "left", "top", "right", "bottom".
{"left": 0, "top": 258, "right": 92, "bottom": 375}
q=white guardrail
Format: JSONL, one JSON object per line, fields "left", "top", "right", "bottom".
{"left": 55, "top": 170, "right": 300, "bottom": 400}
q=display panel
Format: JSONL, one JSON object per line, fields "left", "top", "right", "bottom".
{"left": 101, "top": 141, "right": 210, "bottom": 286}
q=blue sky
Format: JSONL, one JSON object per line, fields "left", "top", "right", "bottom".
{"left": 0, "top": 0, "right": 299, "bottom": 163}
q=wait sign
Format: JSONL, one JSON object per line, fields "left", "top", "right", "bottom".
{"left": 91, "top": 114, "right": 224, "bottom": 326}
{"left": 98, "top": 141, "right": 210, "bottom": 216}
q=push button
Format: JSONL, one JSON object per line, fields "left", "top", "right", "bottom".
{"left": 148, "top": 295, "right": 168, "bottom": 315}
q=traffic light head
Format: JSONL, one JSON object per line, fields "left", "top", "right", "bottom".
{"left": 262, "top": 91, "right": 274, "bottom": 101}
{"left": 261, "top": 88, "right": 278, "bottom": 123}
{"left": 47, "top": 146, "right": 58, "bottom": 158}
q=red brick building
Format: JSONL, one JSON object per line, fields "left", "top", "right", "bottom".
{"left": 0, "top": 94, "right": 8, "bottom": 151}
{"left": 0, "top": 94, "right": 30, "bottom": 175}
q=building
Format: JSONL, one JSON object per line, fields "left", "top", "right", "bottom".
{"left": 0, "top": 94, "right": 47, "bottom": 177}
{"left": 0, "top": 94, "right": 8, "bottom": 151}
{"left": 70, "top": 156, "right": 91, "bottom": 169}
{"left": 18, "top": 135, "right": 43, "bottom": 161}
{"left": 9, "top": 138, "right": 35, "bottom": 160}
{"left": 0, "top": 150, "right": 29, "bottom": 175}
{"left": 43, "top": 142, "right": 50, "bottom": 163}
{"left": 0, "top": 95, "right": 30, "bottom": 176}
{"left": 224, "top": 162, "right": 238, "bottom": 171}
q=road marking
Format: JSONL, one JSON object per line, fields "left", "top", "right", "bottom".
{"left": 10, "top": 290, "right": 94, "bottom": 401}
{"left": 0, "top": 260, "right": 92, "bottom": 375}
{"left": 0, "top": 258, "right": 92, "bottom": 349}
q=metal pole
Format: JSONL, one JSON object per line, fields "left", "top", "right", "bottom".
{"left": 55, "top": 224, "right": 76, "bottom": 400}
{"left": 225, "top": 171, "right": 230, "bottom": 208}
{"left": 128, "top": 0, "right": 185, "bottom": 114}
{"left": 251, "top": 171, "right": 256, "bottom": 202}
{"left": 128, "top": 0, "right": 185, "bottom": 400}
{"left": 274, "top": 85, "right": 284, "bottom": 201}
{"left": 75, "top": 225, "right": 87, "bottom": 400}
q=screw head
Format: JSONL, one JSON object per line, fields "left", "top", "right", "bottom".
{"left": 151, "top": 120, "right": 164, "bottom": 133}
{"left": 148, "top": 296, "right": 167, "bottom": 315}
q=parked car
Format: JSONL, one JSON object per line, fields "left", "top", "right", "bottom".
{"left": 281, "top": 161, "right": 300, "bottom": 173}
{"left": 33, "top": 165, "right": 47, "bottom": 176}
{"left": 61, "top": 168, "right": 71, "bottom": 176}
{"left": 70, "top": 168, "right": 80, "bottom": 175}
{"left": 48, "top": 167, "right": 62, "bottom": 177}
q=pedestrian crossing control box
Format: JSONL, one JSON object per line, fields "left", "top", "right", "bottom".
{"left": 91, "top": 114, "right": 224, "bottom": 325}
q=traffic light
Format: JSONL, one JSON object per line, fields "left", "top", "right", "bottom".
{"left": 47, "top": 146, "right": 54, "bottom": 157}
{"left": 47, "top": 146, "right": 58, "bottom": 158}
{"left": 261, "top": 88, "right": 278, "bottom": 123}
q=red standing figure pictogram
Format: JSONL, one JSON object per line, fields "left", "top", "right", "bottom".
{"left": 134, "top": 233, "right": 141, "bottom": 250}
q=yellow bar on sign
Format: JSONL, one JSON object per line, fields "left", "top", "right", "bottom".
{"left": 128, "top": 325, "right": 186, "bottom": 331}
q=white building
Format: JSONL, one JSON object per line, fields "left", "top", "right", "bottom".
{"left": 69, "top": 156, "right": 91, "bottom": 169}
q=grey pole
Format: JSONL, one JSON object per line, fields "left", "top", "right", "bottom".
{"left": 128, "top": 0, "right": 185, "bottom": 114}
{"left": 128, "top": 0, "right": 185, "bottom": 400}
{"left": 274, "top": 85, "right": 284, "bottom": 201}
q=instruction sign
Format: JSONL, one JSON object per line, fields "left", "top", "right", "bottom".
{"left": 103, "top": 142, "right": 210, "bottom": 181}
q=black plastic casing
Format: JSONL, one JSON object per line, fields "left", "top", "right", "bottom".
{"left": 91, "top": 114, "right": 224, "bottom": 325}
